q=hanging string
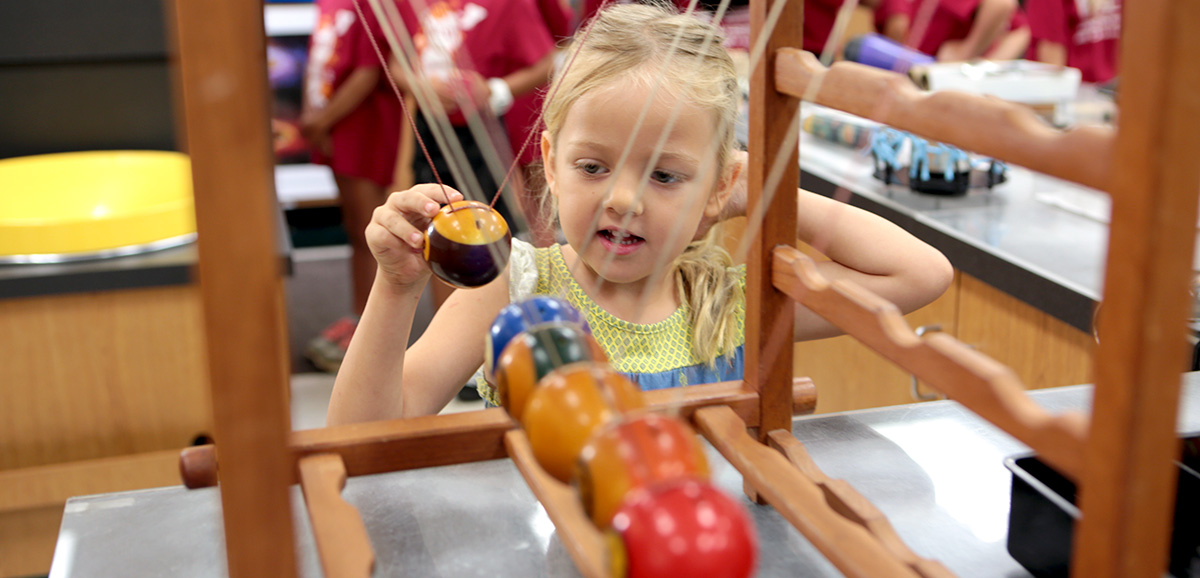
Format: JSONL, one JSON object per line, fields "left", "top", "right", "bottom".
{"left": 352, "top": 0, "right": 454, "bottom": 207}
{"left": 487, "top": 7, "right": 608, "bottom": 211}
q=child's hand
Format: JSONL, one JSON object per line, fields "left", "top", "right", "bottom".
{"left": 430, "top": 72, "right": 491, "bottom": 114}
{"left": 936, "top": 40, "right": 971, "bottom": 62}
{"left": 367, "top": 185, "right": 466, "bottom": 289}
{"left": 298, "top": 111, "right": 332, "bottom": 155}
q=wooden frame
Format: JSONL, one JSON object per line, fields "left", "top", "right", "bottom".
{"left": 173, "top": 0, "right": 1200, "bottom": 577}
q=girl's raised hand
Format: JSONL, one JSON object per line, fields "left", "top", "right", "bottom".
{"left": 367, "top": 184, "right": 465, "bottom": 289}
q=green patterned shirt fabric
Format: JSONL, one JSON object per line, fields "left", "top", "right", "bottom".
{"left": 476, "top": 239, "right": 746, "bottom": 404}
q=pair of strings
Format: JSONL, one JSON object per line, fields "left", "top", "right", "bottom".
{"left": 357, "top": 0, "right": 611, "bottom": 380}
{"left": 363, "top": 0, "right": 523, "bottom": 224}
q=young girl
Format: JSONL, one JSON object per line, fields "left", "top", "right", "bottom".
{"left": 326, "top": 3, "right": 954, "bottom": 424}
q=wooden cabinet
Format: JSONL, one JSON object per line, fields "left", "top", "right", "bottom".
{"left": 955, "top": 273, "right": 1094, "bottom": 390}
{"left": 0, "top": 285, "right": 212, "bottom": 577}
{"left": 793, "top": 271, "right": 1095, "bottom": 414}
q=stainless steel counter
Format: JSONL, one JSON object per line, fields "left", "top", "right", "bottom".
{"left": 49, "top": 375, "right": 1200, "bottom": 578}
{"left": 797, "top": 129, "right": 1115, "bottom": 333}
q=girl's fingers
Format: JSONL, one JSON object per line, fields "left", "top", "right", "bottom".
{"left": 373, "top": 205, "right": 426, "bottom": 250}
{"left": 386, "top": 185, "right": 465, "bottom": 215}
{"left": 375, "top": 186, "right": 468, "bottom": 250}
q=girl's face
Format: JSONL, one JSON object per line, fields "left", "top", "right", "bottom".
{"left": 542, "top": 78, "right": 729, "bottom": 287}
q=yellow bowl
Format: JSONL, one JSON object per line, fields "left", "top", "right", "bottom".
{"left": 0, "top": 151, "right": 196, "bottom": 262}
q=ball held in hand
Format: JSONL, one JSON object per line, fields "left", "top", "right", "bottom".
{"left": 424, "top": 200, "right": 511, "bottom": 288}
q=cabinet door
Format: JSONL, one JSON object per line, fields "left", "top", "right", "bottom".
{"left": 0, "top": 285, "right": 212, "bottom": 470}
{"left": 955, "top": 273, "right": 1095, "bottom": 390}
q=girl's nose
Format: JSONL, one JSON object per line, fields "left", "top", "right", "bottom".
{"left": 603, "top": 178, "right": 644, "bottom": 216}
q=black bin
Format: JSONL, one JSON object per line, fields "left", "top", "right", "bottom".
{"left": 1005, "top": 436, "right": 1200, "bottom": 578}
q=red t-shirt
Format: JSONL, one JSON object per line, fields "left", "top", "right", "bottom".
{"left": 398, "top": 0, "right": 557, "bottom": 163}
{"left": 1026, "top": 0, "right": 1121, "bottom": 83}
{"left": 510, "top": 0, "right": 574, "bottom": 164}
{"left": 305, "top": 0, "right": 401, "bottom": 186}
{"left": 801, "top": 0, "right": 846, "bottom": 54}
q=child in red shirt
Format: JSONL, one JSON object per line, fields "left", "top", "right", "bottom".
{"left": 302, "top": 0, "right": 402, "bottom": 372}
{"left": 1026, "top": 0, "right": 1121, "bottom": 83}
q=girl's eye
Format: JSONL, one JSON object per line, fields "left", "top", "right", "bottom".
{"left": 575, "top": 161, "right": 606, "bottom": 176}
{"left": 651, "top": 169, "right": 682, "bottom": 185}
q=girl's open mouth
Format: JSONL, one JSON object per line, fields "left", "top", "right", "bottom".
{"left": 596, "top": 229, "right": 645, "bottom": 255}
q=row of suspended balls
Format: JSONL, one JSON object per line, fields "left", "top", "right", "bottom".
{"left": 486, "top": 296, "right": 758, "bottom": 578}
{"left": 425, "top": 200, "right": 758, "bottom": 577}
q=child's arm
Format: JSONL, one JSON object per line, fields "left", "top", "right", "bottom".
{"left": 791, "top": 189, "right": 955, "bottom": 341}
{"left": 496, "top": 52, "right": 556, "bottom": 102}
{"left": 714, "top": 151, "right": 953, "bottom": 342}
{"left": 1035, "top": 41, "right": 1068, "bottom": 66}
{"left": 326, "top": 185, "right": 511, "bottom": 424}
{"left": 985, "top": 24, "right": 1031, "bottom": 60}
{"left": 936, "top": 0, "right": 1018, "bottom": 61}
{"left": 300, "top": 66, "right": 381, "bottom": 154}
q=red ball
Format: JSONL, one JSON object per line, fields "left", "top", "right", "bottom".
{"left": 608, "top": 479, "right": 757, "bottom": 578}
{"left": 423, "top": 200, "right": 511, "bottom": 288}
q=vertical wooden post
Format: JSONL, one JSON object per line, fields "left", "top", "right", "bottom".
{"left": 747, "top": 0, "right": 803, "bottom": 441}
{"left": 1073, "top": 1, "right": 1200, "bottom": 576}
{"left": 171, "top": 0, "right": 298, "bottom": 576}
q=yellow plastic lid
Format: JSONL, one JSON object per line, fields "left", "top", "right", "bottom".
{"left": 0, "top": 150, "right": 196, "bottom": 260}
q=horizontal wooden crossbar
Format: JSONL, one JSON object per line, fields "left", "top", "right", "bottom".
{"left": 772, "top": 245, "right": 1089, "bottom": 479}
{"left": 774, "top": 48, "right": 1114, "bottom": 193}
{"left": 180, "top": 378, "right": 818, "bottom": 488}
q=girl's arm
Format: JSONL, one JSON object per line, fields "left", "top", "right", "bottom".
{"left": 715, "top": 152, "right": 953, "bottom": 342}
{"left": 395, "top": 274, "right": 510, "bottom": 417}
{"left": 326, "top": 185, "right": 510, "bottom": 424}
{"left": 792, "top": 189, "right": 954, "bottom": 341}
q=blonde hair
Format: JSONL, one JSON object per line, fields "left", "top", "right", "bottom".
{"left": 540, "top": 2, "right": 744, "bottom": 365}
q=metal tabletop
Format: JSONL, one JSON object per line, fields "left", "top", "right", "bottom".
{"left": 49, "top": 375, "right": 1200, "bottom": 578}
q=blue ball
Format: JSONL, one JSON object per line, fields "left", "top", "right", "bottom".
{"left": 486, "top": 296, "right": 588, "bottom": 380}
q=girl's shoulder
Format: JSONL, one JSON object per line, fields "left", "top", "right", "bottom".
{"left": 508, "top": 238, "right": 540, "bottom": 302}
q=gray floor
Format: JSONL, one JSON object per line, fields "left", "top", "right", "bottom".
{"left": 284, "top": 245, "right": 482, "bottom": 429}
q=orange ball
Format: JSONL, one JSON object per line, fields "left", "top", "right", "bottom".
{"left": 521, "top": 364, "right": 645, "bottom": 483}
{"left": 576, "top": 413, "right": 711, "bottom": 528}
{"left": 494, "top": 323, "right": 607, "bottom": 422}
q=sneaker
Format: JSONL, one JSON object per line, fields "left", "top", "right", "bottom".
{"left": 305, "top": 316, "right": 358, "bottom": 373}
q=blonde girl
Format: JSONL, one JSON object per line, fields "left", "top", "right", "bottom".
{"left": 327, "top": 3, "right": 953, "bottom": 424}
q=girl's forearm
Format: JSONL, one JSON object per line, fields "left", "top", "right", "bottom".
{"left": 794, "top": 189, "right": 953, "bottom": 315}
{"left": 327, "top": 272, "right": 424, "bottom": 425}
